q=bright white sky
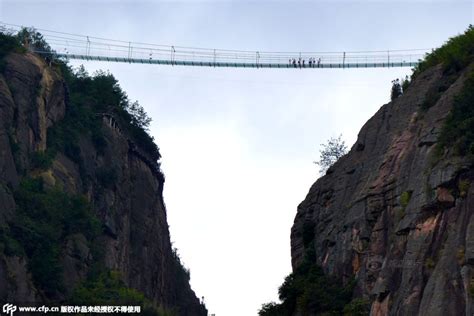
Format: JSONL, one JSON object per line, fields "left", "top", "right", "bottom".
{"left": 1, "top": 1, "right": 473, "bottom": 315}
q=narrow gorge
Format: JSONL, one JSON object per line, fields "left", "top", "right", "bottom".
{"left": 1, "top": 25, "right": 474, "bottom": 316}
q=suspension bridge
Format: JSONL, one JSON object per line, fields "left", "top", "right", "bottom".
{"left": 1, "top": 22, "right": 429, "bottom": 69}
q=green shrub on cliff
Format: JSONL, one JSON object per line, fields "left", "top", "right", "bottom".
{"left": 73, "top": 270, "right": 175, "bottom": 316}
{"left": 259, "top": 245, "right": 355, "bottom": 316}
{"left": 458, "top": 179, "right": 470, "bottom": 198}
{"left": 0, "top": 32, "right": 24, "bottom": 58}
{"left": 0, "top": 224, "right": 23, "bottom": 256}
{"left": 400, "top": 191, "right": 412, "bottom": 209}
{"left": 413, "top": 25, "right": 474, "bottom": 78}
{"left": 73, "top": 270, "right": 146, "bottom": 305}
{"left": 10, "top": 178, "right": 101, "bottom": 296}
{"left": 45, "top": 66, "right": 105, "bottom": 184}
{"left": 51, "top": 64, "right": 160, "bottom": 161}
{"left": 410, "top": 25, "right": 474, "bottom": 156}
{"left": 172, "top": 246, "right": 191, "bottom": 284}
{"left": 0, "top": 27, "right": 52, "bottom": 71}
{"left": 15, "top": 27, "right": 52, "bottom": 57}
{"left": 0, "top": 30, "right": 160, "bottom": 174}
{"left": 30, "top": 150, "right": 55, "bottom": 170}
{"left": 314, "top": 135, "right": 348, "bottom": 174}
{"left": 437, "top": 71, "right": 474, "bottom": 157}
{"left": 258, "top": 302, "right": 282, "bottom": 315}
{"left": 343, "top": 298, "right": 371, "bottom": 316}
{"left": 0, "top": 31, "right": 26, "bottom": 72}
{"left": 411, "top": 25, "right": 474, "bottom": 111}
{"left": 469, "top": 278, "right": 474, "bottom": 297}
{"left": 46, "top": 65, "right": 160, "bottom": 187}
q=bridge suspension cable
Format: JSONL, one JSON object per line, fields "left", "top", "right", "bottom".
{"left": 0, "top": 22, "right": 430, "bottom": 69}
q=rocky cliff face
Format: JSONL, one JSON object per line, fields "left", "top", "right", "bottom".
{"left": 0, "top": 51, "right": 206, "bottom": 315}
{"left": 291, "top": 62, "right": 474, "bottom": 315}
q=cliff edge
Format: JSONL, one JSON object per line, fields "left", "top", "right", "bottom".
{"left": 290, "top": 27, "right": 474, "bottom": 315}
{"left": 0, "top": 32, "right": 206, "bottom": 316}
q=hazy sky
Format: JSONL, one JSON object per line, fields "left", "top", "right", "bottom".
{"left": 1, "top": 1, "right": 473, "bottom": 315}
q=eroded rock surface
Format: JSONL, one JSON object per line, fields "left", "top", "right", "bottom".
{"left": 0, "top": 52, "right": 205, "bottom": 315}
{"left": 291, "top": 64, "right": 474, "bottom": 315}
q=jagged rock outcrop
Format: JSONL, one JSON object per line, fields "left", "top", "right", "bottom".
{"left": 291, "top": 62, "right": 474, "bottom": 315}
{"left": 0, "top": 52, "right": 206, "bottom": 315}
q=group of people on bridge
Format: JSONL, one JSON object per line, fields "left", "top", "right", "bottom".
{"left": 289, "top": 57, "right": 321, "bottom": 68}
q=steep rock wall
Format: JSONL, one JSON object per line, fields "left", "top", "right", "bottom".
{"left": 291, "top": 64, "right": 474, "bottom": 315}
{"left": 0, "top": 52, "right": 206, "bottom": 316}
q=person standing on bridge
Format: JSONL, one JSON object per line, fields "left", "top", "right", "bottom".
{"left": 309, "top": 58, "right": 312, "bottom": 67}
{"left": 298, "top": 57, "right": 301, "bottom": 68}
{"left": 293, "top": 59, "right": 297, "bottom": 67}
{"left": 302, "top": 59, "right": 305, "bottom": 67}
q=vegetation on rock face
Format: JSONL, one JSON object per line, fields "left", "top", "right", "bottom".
{"left": 343, "top": 298, "right": 371, "bottom": 316}
{"left": 73, "top": 270, "right": 175, "bottom": 316}
{"left": 49, "top": 64, "right": 161, "bottom": 167}
{"left": 0, "top": 32, "right": 23, "bottom": 56}
{"left": 314, "top": 135, "right": 348, "bottom": 174}
{"left": 31, "top": 150, "right": 55, "bottom": 170}
{"left": 172, "top": 247, "right": 191, "bottom": 284}
{"left": 0, "top": 223, "right": 23, "bottom": 257}
{"left": 400, "top": 191, "right": 412, "bottom": 209}
{"left": 259, "top": 245, "right": 356, "bottom": 316}
{"left": 0, "top": 30, "right": 171, "bottom": 305}
{"left": 424, "top": 257, "right": 435, "bottom": 270}
{"left": 71, "top": 247, "right": 196, "bottom": 315}
{"left": 0, "top": 28, "right": 161, "bottom": 176}
{"left": 275, "top": 26, "right": 474, "bottom": 316}
{"left": 437, "top": 71, "right": 474, "bottom": 158}
{"left": 412, "top": 25, "right": 474, "bottom": 111}
{"left": 6, "top": 25, "right": 473, "bottom": 316}
{"left": 15, "top": 27, "right": 53, "bottom": 57}
{"left": 458, "top": 179, "right": 470, "bottom": 198}
{"left": 469, "top": 278, "right": 474, "bottom": 297}
{"left": 0, "top": 27, "right": 54, "bottom": 72}
{"left": 413, "top": 25, "right": 474, "bottom": 79}
{"left": 420, "top": 71, "right": 460, "bottom": 111}
{"left": 6, "top": 178, "right": 100, "bottom": 296}
{"left": 0, "top": 28, "right": 160, "bottom": 166}
{"left": 0, "top": 32, "right": 26, "bottom": 72}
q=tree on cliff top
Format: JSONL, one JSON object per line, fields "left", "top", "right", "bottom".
{"left": 126, "top": 101, "right": 152, "bottom": 131}
{"left": 314, "top": 135, "right": 348, "bottom": 174}
{"left": 15, "top": 27, "right": 52, "bottom": 56}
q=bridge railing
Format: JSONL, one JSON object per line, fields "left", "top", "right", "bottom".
{"left": 47, "top": 38, "right": 425, "bottom": 66}
{"left": 1, "top": 22, "right": 429, "bottom": 68}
